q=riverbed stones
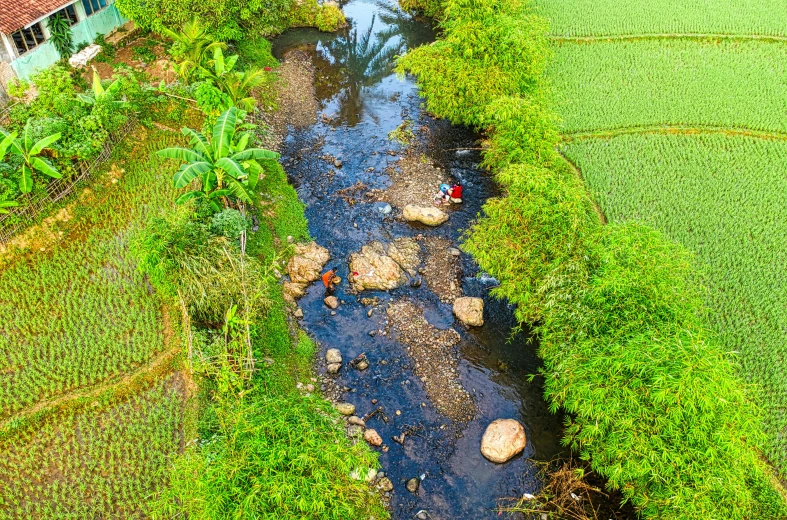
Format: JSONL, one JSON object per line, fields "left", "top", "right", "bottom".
{"left": 348, "top": 416, "right": 366, "bottom": 427}
{"left": 336, "top": 402, "right": 356, "bottom": 416}
{"left": 453, "top": 297, "right": 485, "bottom": 327}
{"left": 349, "top": 241, "right": 408, "bottom": 291}
{"left": 403, "top": 205, "right": 448, "bottom": 226}
{"left": 378, "top": 477, "right": 394, "bottom": 492}
{"left": 326, "top": 363, "right": 341, "bottom": 374}
{"left": 282, "top": 281, "right": 307, "bottom": 301}
{"left": 364, "top": 428, "right": 383, "bottom": 446}
{"left": 423, "top": 237, "right": 463, "bottom": 303}
{"left": 480, "top": 419, "right": 527, "bottom": 463}
{"left": 326, "top": 349, "right": 342, "bottom": 364}
{"left": 324, "top": 295, "right": 339, "bottom": 309}
{"left": 286, "top": 241, "right": 330, "bottom": 283}
{"left": 293, "top": 307, "right": 304, "bottom": 319}
{"left": 406, "top": 477, "right": 420, "bottom": 493}
{"left": 386, "top": 300, "right": 474, "bottom": 422}
{"left": 387, "top": 237, "right": 421, "bottom": 276}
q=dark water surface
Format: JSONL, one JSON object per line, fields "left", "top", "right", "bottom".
{"left": 273, "top": 2, "right": 564, "bottom": 518}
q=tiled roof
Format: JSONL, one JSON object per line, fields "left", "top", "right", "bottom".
{"left": 0, "top": 0, "right": 71, "bottom": 35}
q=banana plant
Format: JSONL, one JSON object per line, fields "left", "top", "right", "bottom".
{"left": 0, "top": 123, "right": 62, "bottom": 193}
{"left": 0, "top": 197, "right": 19, "bottom": 214}
{"left": 201, "top": 48, "right": 268, "bottom": 111}
{"left": 77, "top": 67, "right": 125, "bottom": 106}
{"left": 157, "top": 107, "right": 279, "bottom": 211}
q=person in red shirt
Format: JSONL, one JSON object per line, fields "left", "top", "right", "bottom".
{"left": 447, "top": 182, "right": 463, "bottom": 203}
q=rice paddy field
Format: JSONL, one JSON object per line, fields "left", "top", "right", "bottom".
{"left": 0, "top": 123, "right": 191, "bottom": 518}
{"left": 535, "top": 0, "right": 787, "bottom": 473}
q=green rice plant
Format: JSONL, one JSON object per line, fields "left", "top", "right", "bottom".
{"left": 0, "top": 375, "right": 185, "bottom": 518}
{"left": 0, "top": 127, "right": 185, "bottom": 418}
{"left": 548, "top": 39, "right": 787, "bottom": 135}
{"left": 562, "top": 133, "right": 787, "bottom": 473}
{"left": 532, "top": 0, "right": 787, "bottom": 37}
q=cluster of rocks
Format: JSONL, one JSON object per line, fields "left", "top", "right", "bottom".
{"left": 348, "top": 238, "right": 421, "bottom": 291}
{"left": 283, "top": 241, "right": 330, "bottom": 301}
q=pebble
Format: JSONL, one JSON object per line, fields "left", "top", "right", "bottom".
{"left": 364, "top": 429, "right": 383, "bottom": 446}
{"left": 416, "top": 511, "right": 429, "bottom": 520}
{"left": 336, "top": 402, "right": 356, "bottom": 415}
{"left": 348, "top": 416, "right": 366, "bottom": 427}
{"left": 409, "top": 277, "right": 422, "bottom": 288}
{"left": 448, "top": 248, "right": 461, "bottom": 256}
{"left": 305, "top": 384, "right": 315, "bottom": 392}
{"left": 367, "top": 309, "right": 374, "bottom": 317}
{"left": 327, "top": 363, "right": 341, "bottom": 374}
{"left": 331, "top": 311, "right": 337, "bottom": 316}
{"left": 395, "top": 410, "right": 401, "bottom": 416}
{"left": 355, "top": 359, "right": 369, "bottom": 370}
{"left": 378, "top": 477, "right": 394, "bottom": 492}
{"left": 371, "top": 399, "right": 378, "bottom": 405}
{"left": 324, "top": 296, "right": 339, "bottom": 309}
{"left": 377, "top": 471, "right": 386, "bottom": 479}
{"left": 326, "top": 349, "right": 343, "bottom": 364}
{"left": 294, "top": 308, "right": 304, "bottom": 319}
{"left": 368, "top": 330, "right": 377, "bottom": 336}
{"left": 406, "top": 478, "right": 420, "bottom": 493}
{"left": 334, "top": 158, "right": 343, "bottom": 168}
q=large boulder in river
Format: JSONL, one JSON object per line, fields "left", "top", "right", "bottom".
{"left": 403, "top": 205, "right": 448, "bottom": 226}
{"left": 387, "top": 237, "right": 421, "bottom": 276}
{"left": 349, "top": 242, "right": 408, "bottom": 291}
{"left": 287, "top": 242, "right": 330, "bottom": 283}
{"left": 453, "top": 297, "right": 484, "bottom": 326}
{"left": 480, "top": 419, "right": 526, "bottom": 463}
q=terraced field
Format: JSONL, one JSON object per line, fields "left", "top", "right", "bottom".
{"left": 536, "top": 0, "right": 787, "bottom": 473}
{"left": 0, "top": 125, "right": 190, "bottom": 518}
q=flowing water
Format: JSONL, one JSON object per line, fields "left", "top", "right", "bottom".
{"left": 273, "top": 2, "right": 564, "bottom": 517}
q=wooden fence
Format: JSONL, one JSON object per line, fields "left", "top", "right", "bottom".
{"left": 0, "top": 118, "right": 136, "bottom": 244}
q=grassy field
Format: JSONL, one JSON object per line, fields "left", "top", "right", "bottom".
{"left": 548, "top": 39, "right": 787, "bottom": 135}
{"left": 534, "top": 0, "right": 787, "bottom": 37}
{"left": 542, "top": 0, "right": 787, "bottom": 475}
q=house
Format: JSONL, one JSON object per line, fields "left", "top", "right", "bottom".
{"left": 0, "top": 0, "right": 127, "bottom": 91}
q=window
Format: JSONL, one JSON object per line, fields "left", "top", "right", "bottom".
{"left": 11, "top": 23, "right": 46, "bottom": 56}
{"left": 82, "top": 0, "right": 108, "bottom": 16}
{"left": 53, "top": 5, "right": 80, "bottom": 25}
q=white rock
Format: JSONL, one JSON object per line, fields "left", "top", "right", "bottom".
{"left": 403, "top": 205, "right": 448, "bottom": 226}
{"left": 480, "top": 419, "right": 527, "bottom": 463}
{"left": 453, "top": 297, "right": 484, "bottom": 327}
{"left": 326, "top": 348, "right": 342, "bottom": 364}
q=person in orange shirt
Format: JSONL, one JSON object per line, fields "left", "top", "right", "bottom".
{"left": 322, "top": 267, "right": 338, "bottom": 294}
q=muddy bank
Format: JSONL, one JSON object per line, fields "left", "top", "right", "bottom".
{"left": 272, "top": 1, "right": 564, "bottom": 517}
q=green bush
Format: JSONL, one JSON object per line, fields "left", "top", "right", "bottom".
{"left": 401, "top": 0, "right": 787, "bottom": 517}
{"left": 210, "top": 208, "right": 249, "bottom": 242}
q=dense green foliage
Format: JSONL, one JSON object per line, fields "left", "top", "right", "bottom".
{"left": 46, "top": 14, "right": 74, "bottom": 60}
{"left": 400, "top": 0, "right": 787, "bottom": 517}
{"left": 563, "top": 133, "right": 787, "bottom": 473}
{"left": 549, "top": 39, "right": 787, "bottom": 134}
{"left": 115, "top": 0, "right": 344, "bottom": 41}
{"left": 0, "top": 376, "right": 185, "bottom": 518}
{"left": 532, "top": 0, "right": 787, "bottom": 37}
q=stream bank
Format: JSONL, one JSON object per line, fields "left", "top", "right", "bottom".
{"left": 271, "top": 2, "right": 564, "bottom": 517}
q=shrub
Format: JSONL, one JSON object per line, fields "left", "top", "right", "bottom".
{"left": 210, "top": 208, "right": 249, "bottom": 242}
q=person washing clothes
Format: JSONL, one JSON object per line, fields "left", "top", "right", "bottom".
{"left": 322, "top": 267, "right": 338, "bottom": 294}
{"left": 433, "top": 182, "right": 463, "bottom": 206}
{"left": 447, "top": 181, "right": 463, "bottom": 203}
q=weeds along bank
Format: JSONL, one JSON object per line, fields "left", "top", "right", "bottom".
{"left": 397, "top": 0, "right": 787, "bottom": 517}
{"left": 0, "top": 14, "right": 387, "bottom": 520}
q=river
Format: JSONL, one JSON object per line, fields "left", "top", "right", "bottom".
{"left": 272, "top": 2, "right": 564, "bottom": 517}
